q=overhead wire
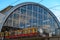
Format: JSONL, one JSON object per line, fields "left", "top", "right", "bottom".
{"left": 48, "top": 5, "right": 60, "bottom": 20}
{"left": 10, "top": 0, "right": 21, "bottom": 5}
{"left": 40, "top": 0, "right": 44, "bottom": 2}
{"left": 10, "top": 0, "right": 44, "bottom": 5}
{"left": 49, "top": 5, "right": 60, "bottom": 11}
{"left": 49, "top": 5, "right": 60, "bottom": 9}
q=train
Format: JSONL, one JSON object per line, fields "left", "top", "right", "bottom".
{"left": 0, "top": 27, "right": 49, "bottom": 39}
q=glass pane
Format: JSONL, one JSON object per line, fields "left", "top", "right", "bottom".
{"left": 33, "top": 12, "right": 37, "bottom": 17}
{"left": 21, "top": 8, "right": 26, "bottom": 14}
{"left": 32, "top": 5, "right": 37, "bottom": 12}
{"left": 13, "top": 13, "right": 19, "bottom": 19}
{"left": 27, "top": 4, "right": 32, "bottom": 10}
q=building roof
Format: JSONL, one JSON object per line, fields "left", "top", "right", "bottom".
{"left": 0, "top": 6, "right": 13, "bottom": 14}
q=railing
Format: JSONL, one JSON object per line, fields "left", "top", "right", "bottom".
{"left": 0, "top": 36, "right": 60, "bottom": 40}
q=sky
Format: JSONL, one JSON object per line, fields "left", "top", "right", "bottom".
{"left": 0, "top": 0, "right": 60, "bottom": 21}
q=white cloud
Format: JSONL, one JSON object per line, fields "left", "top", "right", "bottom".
{"left": 51, "top": 10, "right": 60, "bottom": 21}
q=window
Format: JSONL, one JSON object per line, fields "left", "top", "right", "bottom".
{"left": 40, "top": 8, "right": 44, "bottom": 14}
{"left": 13, "top": 13, "right": 19, "bottom": 19}
{"left": 1, "top": 32, "right": 4, "bottom": 37}
{"left": 37, "top": 13, "right": 40, "bottom": 18}
{"left": 21, "top": 8, "right": 26, "bottom": 14}
{"left": 44, "top": 15, "right": 47, "bottom": 20}
{"left": 30, "top": 29, "right": 32, "bottom": 33}
{"left": 32, "top": 5, "right": 37, "bottom": 12}
{"left": 33, "top": 12, "right": 37, "bottom": 17}
{"left": 27, "top": 4, "right": 32, "bottom": 10}
{"left": 34, "top": 29, "right": 37, "bottom": 32}
{"left": 27, "top": 10, "right": 32, "bottom": 16}
{"left": 15, "top": 31, "right": 18, "bottom": 35}
{"left": 44, "top": 10, "right": 47, "bottom": 15}
{"left": 8, "top": 19, "right": 12, "bottom": 26}
{"left": 33, "top": 19, "right": 37, "bottom": 23}
{"left": 22, "top": 30, "right": 25, "bottom": 34}
{"left": 20, "top": 23, "right": 25, "bottom": 28}
{"left": 10, "top": 31, "right": 15, "bottom": 36}
{"left": 25, "top": 30, "right": 28, "bottom": 34}
{"left": 13, "top": 20, "right": 18, "bottom": 27}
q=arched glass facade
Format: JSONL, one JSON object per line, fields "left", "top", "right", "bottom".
{"left": 3, "top": 4, "right": 58, "bottom": 33}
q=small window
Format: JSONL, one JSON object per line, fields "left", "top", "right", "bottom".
{"left": 21, "top": 8, "right": 26, "bottom": 14}
{"left": 17, "top": 30, "right": 22, "bottom": 34}
{"left": 1, "top": 32, "right": 4, "bottom": 37}
{"left": 0, "top": 32, "right": 4, "bottom": 37}
{"left": 35, "top": 29, "right": 37, "bottom": 32}
{"left": 25, "top": 30, "right": 28, "bottom": 34}
{"left": 27, "top": 10, "right": 32, "bottom": 16}
{"left": 30, "top": 29, "right": 32, "bottom": 33}
{"left": 44, "top": 10, "right": 48, "bottom": 15}
{"left": 32, "top": 28, "right": 37, "bottom": 33}
{"left": 27, "top": 4, "right": 32, "bottom": 10}
{"left": 8, "top": 19, "right": 12, "bottom": 26}
{"left": 13, "top": 13, "right": 19, "bottom": 19}
{"left": 22, "top": 30, "right": 25, "bottom": 34}
{"left": 10, "top": 31, "right": 15, "bottom": 36}
{"left": 28, "top": 30, "right": 30, "bottom": 33}
{"left": 38, "top": 7, "right": 41, "bottom": 12}
{"left": 33, "top": 12, "right": 37, "bottom": 17}
{"left": 5, "top": 32, "right": 9, "bottom": 36}
{"left": 32, "top": 5, "right": 37, "bottom": 12}
{"left": 33, "top": 29, "right": 35, "bottom": 33}
{"left": 15, "top": 31, "right": 18, "bottom": 35}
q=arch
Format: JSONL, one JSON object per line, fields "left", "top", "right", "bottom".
{"left": 0, "top": 2, "right": 60, "bottom": 32}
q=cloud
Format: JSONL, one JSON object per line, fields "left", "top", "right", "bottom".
{"left": 51, "top": 10, "right": 60, "bottom": 21}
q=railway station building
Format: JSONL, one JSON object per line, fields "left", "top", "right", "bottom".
{"left": 0, "top": 2, "right": 60, "bottom": 35}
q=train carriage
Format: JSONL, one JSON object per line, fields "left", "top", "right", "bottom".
{"left": 0, "top": 27, "right": 49, "bottom": 39}
{"left": 5, "top": 27, "right": 39, "bottom": 38}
